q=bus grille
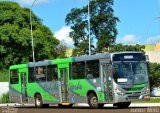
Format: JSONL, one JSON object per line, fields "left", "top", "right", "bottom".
{"left": 128, "top": 96, "right": 139, "bottom": 100}
{"left": 127, "top": 92, "right": 141, "bottom": 100}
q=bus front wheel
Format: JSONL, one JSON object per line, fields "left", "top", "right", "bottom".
{"left": 35, "top": 94, "right": 43, "bottom": 108}
{"left": 88, "top": 93, "right": 98, "bottom": 108}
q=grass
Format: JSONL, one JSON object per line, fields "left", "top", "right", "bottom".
{"left": 0, "top": 92, "right": 10, "bottom": 103}
{"left": 132, "top": 98, "right": 160, "bottom": 103}
{"left": 0, "top": 69, "right": 9, "bottom": 82}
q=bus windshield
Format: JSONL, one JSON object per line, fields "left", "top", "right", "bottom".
{"left": 112, "top": 62, "right": 149, "bottom": 85}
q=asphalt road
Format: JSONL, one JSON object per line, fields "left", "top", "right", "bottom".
{"left": 1, "top": 106, "right": 160, "bottom": 113}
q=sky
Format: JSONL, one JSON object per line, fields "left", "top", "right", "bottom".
{"left": 7, "top": 0, "right": 160, "bottom": 46}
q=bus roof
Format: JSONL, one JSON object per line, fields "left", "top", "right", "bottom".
{"left": 72, "top": 53, "right": 111, "bottom": 62}
{"left": 9, "top": 51, "right": 144, "bottom": 69}
{"left": 112, "top": 51, "right": 143, "bottom": 55}
{"left": 28, "top": 60, "right": 51, "bottom": 67}
{"left": 9, "top": 64, "right": 27, "bottom": 70}
{"left": 52, "top": 58, "right": 73, "bottom": 64}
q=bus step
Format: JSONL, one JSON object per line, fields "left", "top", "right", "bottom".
{"left": 61, "top": 102, "right": 70, "bottom": 105}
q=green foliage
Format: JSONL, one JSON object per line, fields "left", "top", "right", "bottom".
{"left": 53, "top": 42, "right": 68, "bottom": 58}
{"left": 65, "top": 0, "right": 119, "bottom": 55}
{"left": 106, "top": 43, "right": 145, "bottom": 52}
{"left": 0, "top": 69, "right": 8, "bottom": 82}
{"left": 0, "top": 1, "right": 59, "bottom": 69}
{"left": 0, "top": 92, "right": 9, "bottom": 103}
{"left": 72, "top": 48, "right": 85, "bottom": 57}
{"left": 149, "top": 63, "right": 160, "bottom": 88}
{"left": 133, "top": 98, "right": 160, "bottom": 103}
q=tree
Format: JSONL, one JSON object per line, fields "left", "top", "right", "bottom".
{"left": 149, "top": 63, "right": 160, "bottom": 88}
{"left": 53, "top": 41, "right": 68, "bottom": 58}
{"left": 65, "top": 0, "right": 119, "bottom": 56}
{"left": 0, "top": 2, "right": 59, "bottom": 69}
{"left": 107, "top": 43, "right": 145, "bottom": 52}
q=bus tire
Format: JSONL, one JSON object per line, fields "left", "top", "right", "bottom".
{"left": 88, "top": 93, "right": 98, "bottom": 108}
{"left": 35, "top": 94, "right": 43, "bottom": 108}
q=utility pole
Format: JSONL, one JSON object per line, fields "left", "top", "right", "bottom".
{"left": 88, "top": 0, "right": 91, "bottom": 55}
{"left": 30, "top": 0, "right": 37, "bottom": 62}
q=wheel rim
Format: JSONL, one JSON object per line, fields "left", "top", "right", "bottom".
{"left": 91, "top": 97, "right": 98, "bottom": 106}
{"left": 36, "top": 98, "right": 41, "bottom": 106}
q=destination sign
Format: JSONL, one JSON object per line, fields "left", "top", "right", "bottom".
{"left": 112, "top": 53, "right": 146, "bottom": 61}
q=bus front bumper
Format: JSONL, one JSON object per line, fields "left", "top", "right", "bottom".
{"left": 113, "top": 93, "right": 150, "bottom": 103}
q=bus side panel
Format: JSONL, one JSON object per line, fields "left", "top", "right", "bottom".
{"left": 68, "top": 79, "right": 88, "bottom": 103}
{"left": 27, "top": 82, "right": 60, "bottom": 104}
{"left": 68, "top": 78, "right": 103, "bottom": 104}
{"left": 9, "top": 84, "right": 22, "bottom": 103}
{"left": 39, "top": 82, "right": 60, "bottom": 104}
{"left": 26, "top": 66, "right": 61, "bottom": 104}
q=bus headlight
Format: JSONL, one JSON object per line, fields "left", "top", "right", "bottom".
{"left": 143, "top": 87, "right": 150, "bottom": 94}
{"left": 115, "top": 88, "right": 125, "bottom": 95}
{"left": 141, "top": 86, "right": 150, "bottom": 94}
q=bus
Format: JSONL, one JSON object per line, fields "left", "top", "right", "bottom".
{"left": 9, "top": 51, "right": 150, "bottom": 108}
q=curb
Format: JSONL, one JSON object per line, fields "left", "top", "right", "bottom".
{"left": 76, "top": 103, "right": 160, "bottom": 107}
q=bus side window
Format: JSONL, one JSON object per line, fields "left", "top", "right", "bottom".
{"left": 47, "top": 65, "right": 58, "bottom": 81}
{"left": 35, "top": 66, "right": 46, "bottom": 82}
{"left": 72, "top": 62, "right": 85, "bottom": 79}
{"left": 86, "top": 60, "right": 99, "bottom": 79}
{"left": 10, "top": 70, "right": 19, "bottom": 84}
{"left": 28, "top": 67, "right": 35, "bottom": 83}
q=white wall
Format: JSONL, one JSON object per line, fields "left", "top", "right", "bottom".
{"left": 146, "top": 51, "right": 160, "bottom": 63}
{"left": 0, "top": 82, "right": 9, "bottom": 98}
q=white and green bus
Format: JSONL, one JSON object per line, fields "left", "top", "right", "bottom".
{"left": 9, "top": 51, "right": 150, "bottom": 108}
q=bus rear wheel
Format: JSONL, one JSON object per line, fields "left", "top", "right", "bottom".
{"left": 35, "top": 94, "right": 43, "bottom": 108}
{"left": 88, "top": 93, "right": 98, "bottom": 108}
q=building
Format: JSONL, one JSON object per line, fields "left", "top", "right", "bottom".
{"left": 155, "top": 42, "right": 160, "bottom": 51}
{"left": 144, "top": 42, "right": 160, "bottom": 63}
{"left": 145, "top": 51, "right": 160, "bottom": 63}
{"left": 144, "top": 44, "right": 155, "bottom": 51}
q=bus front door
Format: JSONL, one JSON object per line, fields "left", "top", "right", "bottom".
{"left": 102, "top": 64, "right": 113, "bottom": 103}
{"left": 20, "top": 72, "right": 27, "bottom": 103}
{"left": 60, "top": 68, "right": 69, "bottom": 103}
